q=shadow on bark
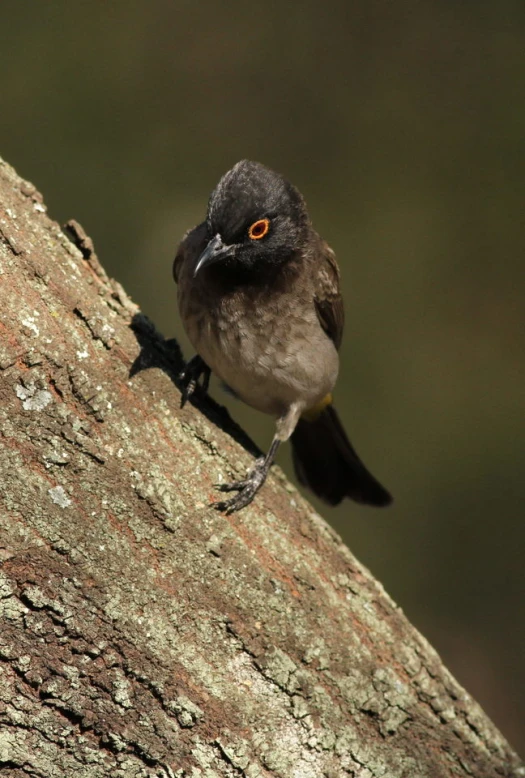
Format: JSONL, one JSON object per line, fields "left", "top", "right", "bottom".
{"left": 129, "top": 311, "right": 261, "bottom": 459}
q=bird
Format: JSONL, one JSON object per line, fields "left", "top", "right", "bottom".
{"left": 173, "top": 160, "right": 392, "bottom": 513}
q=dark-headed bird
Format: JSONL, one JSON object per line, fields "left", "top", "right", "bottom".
{"left": 174, "top": 160, "right": 392, "bottom": 513}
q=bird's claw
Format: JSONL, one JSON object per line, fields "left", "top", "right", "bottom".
{"left": 214, "top": 486, "right": 260, "bottom": 514}
{"left": 179, "top": 355, "right": 211, "bottom": 408}
{"left": 216, "top": 479, "right": 252, "bottom": 493}
{"left": 214, "top": 458, "right": 267, "bottom": 514}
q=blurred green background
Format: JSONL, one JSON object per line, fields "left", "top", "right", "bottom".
{"left": 1, "top": 0, "right": 523, "bottom": 752}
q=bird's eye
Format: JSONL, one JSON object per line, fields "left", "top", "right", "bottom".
{"left": 248, "top": 218, "right": 270, "bottom": 240}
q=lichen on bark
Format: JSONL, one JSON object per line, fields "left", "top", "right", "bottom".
{"left": 0, "top": 155, "right": 523, "bottom": 777}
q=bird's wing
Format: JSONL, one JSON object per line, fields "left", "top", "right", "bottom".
{"left": 313, "top": 238, "right": 345, "bottom": 351}
{"left": 173, "top": 221, "right": 208, "bottom": 284}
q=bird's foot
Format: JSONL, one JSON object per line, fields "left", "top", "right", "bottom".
{"left": 179, "top": 355, "right": 211, "bottom": 408}
{"left": 215, "top": 456, "right": 268, "bottom": 514}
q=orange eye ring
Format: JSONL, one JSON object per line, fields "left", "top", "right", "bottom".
{"left": 248, "top": 218, "right": 270, "bottom": 240}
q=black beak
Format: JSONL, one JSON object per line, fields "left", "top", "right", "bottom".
{"left": 194, "top": 234, "right": 234, "bottom": 277}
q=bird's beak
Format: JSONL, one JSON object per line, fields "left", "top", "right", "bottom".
{"left": 194, "top": 234, "right": 234, "bottom": 277}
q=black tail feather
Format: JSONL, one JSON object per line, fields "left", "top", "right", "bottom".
{"left": 290, "top": 405, "right": 392, "bottom": 507}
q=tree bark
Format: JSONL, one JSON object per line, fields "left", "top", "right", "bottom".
{"left": 0, "top": 154, "right": 522, "bottom": 778}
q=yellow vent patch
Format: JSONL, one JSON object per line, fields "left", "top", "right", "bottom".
{"left": 301, "top": 394, "right": 333, "bottom": 422}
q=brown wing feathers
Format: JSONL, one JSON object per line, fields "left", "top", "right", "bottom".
{"left": 312, "top": 239, "right": 345, "bottom": 350}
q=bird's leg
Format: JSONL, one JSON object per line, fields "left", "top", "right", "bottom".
{"left": 215, "top": 437, "right": 281, "bottom": 514}
{"left": 179, "top": 355, "right": 211, "bottom": 408}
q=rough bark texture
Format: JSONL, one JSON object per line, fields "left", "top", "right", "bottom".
{"left": 0, "top": 155, "right": 522, "bottom": 778}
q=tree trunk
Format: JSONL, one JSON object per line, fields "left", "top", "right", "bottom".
{"left": 0, "top": 154, "right": 522, "bottom": 778}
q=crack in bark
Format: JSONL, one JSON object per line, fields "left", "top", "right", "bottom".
{"left": 213, "top": 740, "right": 249, "bottom": 776}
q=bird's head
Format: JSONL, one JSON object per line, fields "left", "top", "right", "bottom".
{"left": 193, "top": 160, "right": 309, "bottom": 278}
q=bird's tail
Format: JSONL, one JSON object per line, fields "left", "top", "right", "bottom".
{"left": 290, "top": 404, "right": 392, "bottom": 507}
